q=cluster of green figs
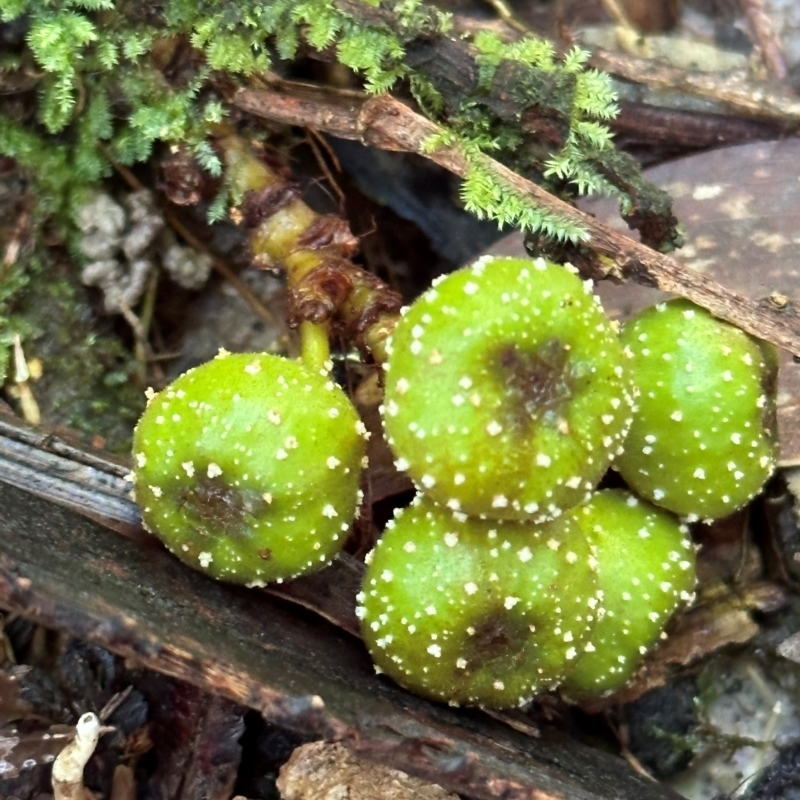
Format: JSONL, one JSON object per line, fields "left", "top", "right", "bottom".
{"left": 132, "top": 256, "right": 778, "bottom": 707}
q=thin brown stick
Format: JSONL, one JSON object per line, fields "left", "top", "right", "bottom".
{"left": 305, "top": 129, "right": 346, "bottom": 209}
{"left": 591, "top": 47, "right": 800, "bottom": 122}
{"left": 233, "top": 86, "right": 800, "bottom": 357}
{"left": 739, "top": 0, "right": 788, "bottom": 81}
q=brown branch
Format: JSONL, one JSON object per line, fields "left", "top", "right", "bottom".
{"left": 295, "top": 2, "right": 681, "bottom": 250}
{"left": 739, "top": 0, "right": 789, "bottom": 81}
{"left": 233, "top": 86, "right": 800, "bottom": 357}
{"left": 590, "top": 47, "right": 800, "bottom": 123}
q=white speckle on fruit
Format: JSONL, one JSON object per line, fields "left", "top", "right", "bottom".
{"left": 207, "top": 463, "right": 222, "bottom": 478}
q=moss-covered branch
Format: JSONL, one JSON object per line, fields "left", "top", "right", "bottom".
{"left": 0, "top": 0, "right": 678, "bottom": 248}
{"left": 236, "top": 88, "right": 800, "bottom": 356}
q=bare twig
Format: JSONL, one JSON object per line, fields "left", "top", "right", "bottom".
{"left": 233, "top": 86, "right": 800, "bottom": 357}
{"left": 591, "top": 47, "right": 800, "bottom": 122}
{"left": 739, "top": 0, "right": 789, "bottom": 81}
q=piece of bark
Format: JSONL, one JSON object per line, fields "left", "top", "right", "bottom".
{"left": 146, "top": 689, "right": 244, "bottom": 800}
{"left": 590, "top": 47, "right": 800, "bottom": 123}
{"left": 324, "top": 1, "right": 679, "bottom": 250}
{"left": 611, "top": 101, "right": 783, "bottom": 156}
{"left": 0, "top": 480, "right": 682, "bottom": 800}
{"left": 277, "top": 741, "right": 458, "bottom": 800}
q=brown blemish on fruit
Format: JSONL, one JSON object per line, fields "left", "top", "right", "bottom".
{"left": 457, "top": 610, "right": 530, "bottom": 676}
{"left": 181, "top": 475, "right": 269, "bottom": 536}
{"left": 494, "top": 339, "right": 574, "bottom": 429}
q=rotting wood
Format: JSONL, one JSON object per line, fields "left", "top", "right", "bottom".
{"left": 233, "top": 87, "right": 800, "bottom": 357}
{"left": 0, "top": 415, "right": 681, "bottom": 800}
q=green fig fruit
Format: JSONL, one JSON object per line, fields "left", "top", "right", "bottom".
{"left": 617, "top": 300, "right": 778, "bottom": 520}
{"left": 357, "top": 494, "right": 601, "bottom": 708}
{"left": 133, "top": 351, "right": 367, "bottom": 585}
{"left": 559, "top": 490, "right": 697, "bottom": 698}
{"left": 381, "top": 256, "right": 634, "bottom": 521}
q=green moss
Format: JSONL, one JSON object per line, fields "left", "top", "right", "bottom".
{"left": 0, "top": 0, "right": 624, "bottom": 241}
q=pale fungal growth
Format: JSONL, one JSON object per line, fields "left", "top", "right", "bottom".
{"left": 357, "top": 494, "right": 600, "bottom": 709}
{"left": 132, "top": 351, "right": 368, "bottom": 584}
{"left": 617, "top": 299, "right": 778, "bottom": 519}
{"left": 52, "top": 712, "right": 102, "bottom": 800}
{"left": 382, "top": 257, "right": 634, "bottom": 522}
{"left": 79, "top": 189, "right": 213, "bottom": 311}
